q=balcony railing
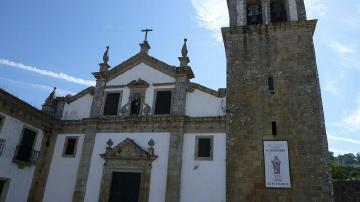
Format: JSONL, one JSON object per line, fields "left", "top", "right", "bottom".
{"left": 13, "top": 145, "right": 39, "bottom": 165}
{"left": 0, "top": 138, "right": 5, "bottom": 156}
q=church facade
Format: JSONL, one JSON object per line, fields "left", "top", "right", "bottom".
{"left": 0, "top": 0, "right": 332, "bottom": 202}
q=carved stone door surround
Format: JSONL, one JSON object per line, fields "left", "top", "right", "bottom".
{"left": 98, "top": 138, "right": 157, "bottom": 202}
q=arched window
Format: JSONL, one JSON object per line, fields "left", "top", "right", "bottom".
{"left": 270, "top": 0, "right": 288, "bottom": 23}
{"left": 247, "top": 0, "right": 263, "bottom": 25}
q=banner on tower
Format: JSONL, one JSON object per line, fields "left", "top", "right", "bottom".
{"left": 263, "top": 141, "right": 291, "bottom": 188}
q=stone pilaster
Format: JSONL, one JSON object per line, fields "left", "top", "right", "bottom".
{"left": 28, "top": 130, "right": 57, "bottom": 202}
{"left": 172, "top": 74, "right": 188, "bottom": 116}
{"left": 165, "top": 70, "right": 188, "bottom": 201}
{"left": 72, "top": 128, "right": 97, "bottom": 202}
{"left": 165, "top": 131, "right": 184, "bottom": 202}
{"left": 90, "top": 78, "right": 106, "bottom": 118}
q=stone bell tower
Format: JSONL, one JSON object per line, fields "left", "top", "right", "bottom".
{"left": 223, "top": 0, "right": 333, "bottom": 201}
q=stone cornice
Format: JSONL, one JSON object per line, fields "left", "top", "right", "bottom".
{"left": 0, "top": 89, "right": 59, "bottom": 131}
{"left": 222, "top": 20, "right": 317, "bottom": 42}
{"left": 188, "top": 82, "right": 226, "bottom": 98}
{"left": 59, "top": 116, "right": 226, "bottom": 133}
{"left": 65, "top": 86, "right": 95, "bottom": 104}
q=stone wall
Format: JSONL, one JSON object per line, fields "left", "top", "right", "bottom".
{"left": 333, "top": 180, "right": 360, "bottom": 202}
{"left": 223, "top": 20, "right": 333, "bottom": 201}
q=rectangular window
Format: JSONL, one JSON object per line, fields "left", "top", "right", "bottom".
{"left": 154, "top": 90, "right": 172, "bottom": 115}
{"left": 268, "top": 76, "right": 275, "bottom": 92}
{"left": 272, "top": 121, "right": 278, "bottom": 136}
{"left": 103, "top": 93, "right": 121, "bottom": 116}
{"left": 15, "top": 128, "right": 37, "bottom": 162}
{"left": 63, "top": 137, "right": 79, "bottom": 157}
{"left": 195, "top": 136, "right": 213, "bottom": 160}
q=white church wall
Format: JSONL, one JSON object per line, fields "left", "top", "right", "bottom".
{"left": 107, "top": 63, "right": 175, "bottom": 86}
{"left": 43, "top": 134, "right": 85, "bottom": 202}
{"left": 0, "top": 113, "right": 43, "bottom": 202}
{"left": 84, "top": 133, "right": 170, "bottom": 202}
{"left": 180, "top": 133, "right": 226, "bottom": 202}
{"left": 185, "top": 89, "right": 225, "bottom": 117}
{"left": 62, "top": 94, "right": 93, "bottom": 120}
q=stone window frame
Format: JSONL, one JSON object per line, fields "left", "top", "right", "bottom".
{"left": 194, "top": 135, "right": 214, "bottom": 161}
{"left": 12, "top": 125, "right": 38, "bottom": 167}
{"left": 0, "top": 177, "right": 10, "bottom": 202}
{"left": 62, "top": 136, "right": 79, "bottom": 157}
{"left": 101, "top": 90, "right": 123, "bottom": 116}
{"left": 152, "top": 88, "right": 175, "bottom": 116}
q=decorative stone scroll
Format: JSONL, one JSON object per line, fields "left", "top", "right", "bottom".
{"left": 98, "top": 138, "right": 157, "bottom": 202}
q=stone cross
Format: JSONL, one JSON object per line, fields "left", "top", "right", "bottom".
{"left": 141, "top": 29, "right": 153, "bottom": 41}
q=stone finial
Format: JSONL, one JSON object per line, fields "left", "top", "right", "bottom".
{"left": 106, "top": 139, "right": 113, "bottom": 152}
{"left": 139, "top": 40, "right": 151, "bottom": 54}
{"left": 43, "top": 87, "right": 56, "bottom": 106}
{"left": 181, "top": 38, "right": 188, "bottom": 57}
{"left": 99, "top": 46, "right": 110, "bottom": 72}
{"left": 148, "top": 139, "right": 155, "bottom": 147}
{"left": 42, "top": 87, "right": 57, "bottom": 116}
{"left": 178, "top": 38, "right": 190, "bottom": 67}
{"left": 148, "top": 139, "right": 155, "bottom": 156}
{"left": 103, "top": 46, "right": 109, "bottom": 64}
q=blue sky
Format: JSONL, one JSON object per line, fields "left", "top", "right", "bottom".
{"left": 0, "top": 0, "right": 359, "bottom": 155}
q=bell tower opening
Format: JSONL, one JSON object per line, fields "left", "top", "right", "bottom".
{"left": 270, "top": 0, "right": 288, "bottom": 23}
{"left": 246, "top": 0, "right": 263, "bottom": 25}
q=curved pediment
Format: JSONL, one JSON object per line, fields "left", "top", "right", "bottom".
{"left": 100, "top": 138, "right": 157, "bottom": 161}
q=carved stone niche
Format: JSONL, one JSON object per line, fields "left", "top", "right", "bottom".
{"left": 120, "top": 78, "right": 152, "bottom": 116}
{"left": 99, "top": 138, "right": 157, "bottom": 202}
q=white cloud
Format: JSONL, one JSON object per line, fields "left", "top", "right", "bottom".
{"left": 0, "top": 58, "right": 95, "bottom": 86}
{"left": 328, "top": 134, "right": 360, "bottom": 145}
{"left": 0, "top": 77, "right": 75, "bottom": 96}
{"left": 191, "top": 0, "right": 228, "bottom": 41}
{"left": 323, "top": 72, "right": 345, "bottom": 97}
{"left": 304, "top": 0, "right": 327, "bottom": 18}
{"left": 343, "top": 96, "right": 360, "bottom": 132}
{"left": 328, "top": 41, "right": 356, "bottom": 55}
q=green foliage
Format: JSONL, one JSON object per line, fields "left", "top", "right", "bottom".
{"left": 329, "top": 151, "right": 360, "bottom": 180}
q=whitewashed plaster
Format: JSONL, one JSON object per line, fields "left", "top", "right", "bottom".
{"left": 43, "top": 134, "right": 85, "bottom": 202}
{"left": 0, "top": 113, "right": 43, "bottom": 202}
{"left": 185, "top": 89, "right": 226, "bottom": 117}
{"left": 84, "top": 133, "right": 170, "bottom": 202}
{"left": 107, "top": 63, "right": 175, "bottom": 86}
{"left": 62, "top": 94, "right": 93, "bottom": 120}
{"left": 180, "top": 133, "right": 226, "bottom": 202}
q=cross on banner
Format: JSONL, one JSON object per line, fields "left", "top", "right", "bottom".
{"left": 141, "top": 29, "right": 153, "bottom": 41}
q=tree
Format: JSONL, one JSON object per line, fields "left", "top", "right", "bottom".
{"left": 330, "top": 162, "right": 348, "bottom": 180}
